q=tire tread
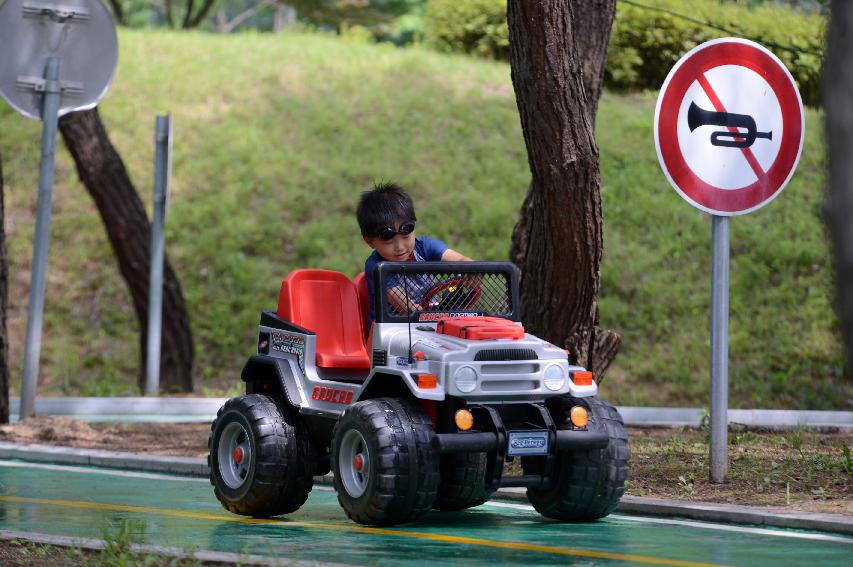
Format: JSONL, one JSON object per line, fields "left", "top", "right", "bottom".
{"left": 526, "top": 397, "right": 630, "bottom": 521}
{"left": 209, "top": 394, "right": 316, "bottom": 518}
{"left": 332, "top": 397, "right": 439, "bottom": 526}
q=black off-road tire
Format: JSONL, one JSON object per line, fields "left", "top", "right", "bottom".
{"left": 332, "top": 397, "right": 439, "bottom": 526}
{"left": 526, "top": 396, "right": 629, "bottom": 521}
{"left": 209, "top": 394, "right": 316, "bottom": 517}
{"left": 433, "top": 452, "right": 495, "bottom": 511}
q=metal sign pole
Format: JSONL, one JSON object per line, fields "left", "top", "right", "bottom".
{"left": 653, "top": 39, "right": 803, "bottom": 484}
{"left": 710, "top": 214, "right": 730, "bottom": 482}
{"left": 145, "top": 115, "right": 172, "bottom": 396}
{"left": 19, "top": 57, "right": 62, "bottom": 419}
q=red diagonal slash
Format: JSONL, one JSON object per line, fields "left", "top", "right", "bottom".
{"left": 696, "top": 73, "right": 766, "bottom": 180}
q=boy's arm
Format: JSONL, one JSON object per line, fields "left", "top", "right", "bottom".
{"left": 441, "top": 249, "right": 472, "bottom": 262}
{"left": 386, "top": 286, "right": 421, "bottom": 313}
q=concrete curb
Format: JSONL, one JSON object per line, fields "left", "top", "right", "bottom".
{"left": 0, "top": 530, "right": 297, "bottom": 566}
{"left": 1, "top": 441, "right": 850, "bottom": 536}
{"left": 0, "top": 442, "right": 208, "bottom": 476}
{"left": 489, "top": 488, "right": 852, "bottom": 535}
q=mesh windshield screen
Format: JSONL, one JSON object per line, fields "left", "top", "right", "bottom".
{"left": 375, "top": 262, "right": 519, "bottom": 322}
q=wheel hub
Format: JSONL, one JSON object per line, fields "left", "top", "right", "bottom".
{"left": 339, "top": 429, "right": 370, "bottom": 498}
{"left": 218, "top": 421, "right": 252, "bottom": 489}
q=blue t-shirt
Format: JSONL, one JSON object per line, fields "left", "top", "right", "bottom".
{"left": 364, "top": 236, "right": 448, "bottom": 330}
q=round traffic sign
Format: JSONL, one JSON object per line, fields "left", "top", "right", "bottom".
{"left": 0, "top": 0, "right": 118, "bottom": 120}
{"left": 654, "top": 38, "right": 804, "bottom": 216}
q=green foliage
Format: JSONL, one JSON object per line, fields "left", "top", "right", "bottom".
{"left": 421, "top": 0, "right": 824, "bottom": 106}
{"left": 607, "top": 0, "right": 825, "bottom": 106}
{"left": 101, "top": 518, "right": 146, "bottom": 562}
{"left": 677, "top": 473, "right": 697, "bottom": 495}
{"left": 423, "top": 0, "right": 508, "bottom": 60}
{"left": 265, "top": 0, "right": 427, "bottom": 39}
{"left": 0, "top": 30, "right": 845, "bottom": 409}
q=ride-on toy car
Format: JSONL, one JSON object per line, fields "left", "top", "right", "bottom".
{"left": 209, "top": 261, "right": 629, "bottom": 526}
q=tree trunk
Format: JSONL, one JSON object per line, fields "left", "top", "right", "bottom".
{"left": 59, "top": 109, "right": 194, "bottom": 393}
{"left": 571, "top": 0, "right": 616, "bottom": 126}
{"left": 273, "top": 4, "right": 297, "bottom": 33}
{"left": 215, "top": 8, "right": 227, "bottom": 32}
{"left": 216, "top": 0, "right": 276, "bottom": 34}
{"left": 825, "top": 3, "right": 853, "bottom": 374}
{"left": 507, "top": 0, "right": 620, "bottom": 379}
{"left": 107, "top": 0, "right": 128, "bottom": 26}
{"left": 184, "top": 0, "right": 217, "bottom": 28}
{"left": 164, "top": 0, "right": 175, "bottom": 28}
{"left": 0, "top": 156, "right": 8, "bottom": 423}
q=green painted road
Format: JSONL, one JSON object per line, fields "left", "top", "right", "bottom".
{"left": 0, "top": 461, "right": 850, "bottom": 566}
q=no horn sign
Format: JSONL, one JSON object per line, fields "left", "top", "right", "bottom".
{"left": 654, "top": 38, "right": 804, "bottom": 216}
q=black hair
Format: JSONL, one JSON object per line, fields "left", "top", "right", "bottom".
{"left": 356, "top": 182, "right": 417, "bottom": 237}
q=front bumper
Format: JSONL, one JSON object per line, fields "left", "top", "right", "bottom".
{"left": 430, "top": 400, "right": 612, "bottom": 489}
{"left": 433, "top": 429, "right": 609, "bottom": 454}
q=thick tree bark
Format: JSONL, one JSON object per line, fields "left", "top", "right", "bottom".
{"left": 825, "top": 3, "right": 853, "bottom": 374}
{"left": 571, "top": 0, "right": 617, "bottom": 126}
{"left": 507, "top": 0, "right": 620, "bottom": 379}
{"left": 0, "top": 156, "right": 8, "bottom": 423}
{"left": 59, "top": 109, "right": 194, "bottom": 393}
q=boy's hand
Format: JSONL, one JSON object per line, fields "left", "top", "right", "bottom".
{"left": 441, "top": 249, "right": 472, "bottom": 262}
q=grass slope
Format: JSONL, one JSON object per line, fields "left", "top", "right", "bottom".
{"left": 0, "top": 29, "right": 846, "bottom": 408}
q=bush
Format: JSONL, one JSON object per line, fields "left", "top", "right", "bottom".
{"left": 422, "top": 0, "right": 825, "bottom": 106}
{"left": 606, "top": 0, "right": 825, "bottom": 106}
{"left": 423, "top": 0, "right": 508, "bottom": 60}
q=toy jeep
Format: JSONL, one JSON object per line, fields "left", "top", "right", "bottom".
{"left": 209, "top": 262, "right": 629, "bottom": 526}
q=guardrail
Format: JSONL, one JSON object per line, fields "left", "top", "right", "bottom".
{"left": 7, "top": 397, "right": 852, "bottom": 428}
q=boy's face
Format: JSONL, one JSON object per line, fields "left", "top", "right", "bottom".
{"left": 363, "top": 220, "right": 416, "bottom": 261}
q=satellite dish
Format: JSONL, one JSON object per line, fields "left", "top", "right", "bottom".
{"left": 0, "top": 0, "right": 118, "bottom": 120}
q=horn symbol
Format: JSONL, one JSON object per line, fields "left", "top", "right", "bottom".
{"left": 687, "top": 101, "right": 772, "bottom": 149}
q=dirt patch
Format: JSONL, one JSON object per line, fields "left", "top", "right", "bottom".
{"left": 0, "top": 537, "right": 234, "bottom": 566}
{"left": 623, "top": 426, "right": 853, "bottom": 516}
{"left": 1, "top": 417, "right": 850, "bottom": 516}
{"left": 0, "top": 417, "right": 210, "bottom": 458}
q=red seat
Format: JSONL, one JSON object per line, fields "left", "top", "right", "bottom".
{"left": 353, "top": 272, "right": 369, "bottom": 340}
{"left": 278, "top": 270, "right": 371, "bottom": 369}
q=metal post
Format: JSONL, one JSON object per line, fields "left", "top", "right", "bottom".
{"left": 20, "top": 57, "right": 62, "bottom": 420}
{"left": 710, "top": 215, "right": 730, "bottom": 482}
{"left": 145, "top": 115, "right": 172, "bottom": 396}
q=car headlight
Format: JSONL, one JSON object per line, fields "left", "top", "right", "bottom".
{"left": 543, "top": 364, "right": 566, "bottom": 391}
{"left": 454, "top": 366, "right": 478, "bottom": 393}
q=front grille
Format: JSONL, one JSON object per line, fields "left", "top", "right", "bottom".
{"left": 372, "top": 349, "right": 387, "bottom": 366}
{"left": 475, "top": 348, "right": 538, "bottom": 361}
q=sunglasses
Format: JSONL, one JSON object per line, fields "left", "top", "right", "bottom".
{"left": 375, "top": 221, "right": 416, "bottom": 241}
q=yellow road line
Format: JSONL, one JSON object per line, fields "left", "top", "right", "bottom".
{"left": 0, "top": 495, "right": 725, "bottom": 567}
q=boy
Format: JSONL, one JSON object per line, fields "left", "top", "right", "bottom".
{"left": 357, "top": 182, "right": 471, "bottom": 330}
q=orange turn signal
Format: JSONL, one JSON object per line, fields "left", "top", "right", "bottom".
{"left": 572, "top": 371, "right": 593, "bottom": 386}
{"left": 454, "top": 409, "right": 474, "bottom": 431}
{"left": 570, "top": 406, "right": 589, "bottom": 428}
{"left": 417, "top": 374, "right": 438, "bottom": 389}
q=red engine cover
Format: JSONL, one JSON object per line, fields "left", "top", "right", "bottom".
{"left": 435, "top": 316, "right": 525, "bottom": 341}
